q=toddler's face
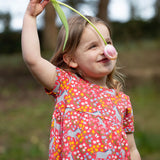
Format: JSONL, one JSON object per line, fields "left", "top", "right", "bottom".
{"left": 70, "top": 23, "right": 117, "bottom": 82}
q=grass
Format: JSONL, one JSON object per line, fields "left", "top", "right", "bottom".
{"left": 0, "top": 88, "right": 51, "bottom": 160}
{"left": 0, "top": 39, "right": 160, "bottom": 159}
{"left": 128, "top": 82, "right": 160, "bottom": 160}
{"left": 0, "top": 88, "right": 52, "bottom": 160}
{"left": 1, "top": 80, "right": 160, "bottom": 160}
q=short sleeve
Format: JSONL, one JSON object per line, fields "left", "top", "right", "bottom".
{"left": 123, "top": 96, "right": 134, "bottom": 133}
{"left": 45, "top": 67, "right": 72, "bottom": 98}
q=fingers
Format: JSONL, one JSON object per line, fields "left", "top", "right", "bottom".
{"left": 41, "top": 0, "right": 50, "bottom": 8}
{"left": 26, "top": 0, "right": 50, "bottom": 17}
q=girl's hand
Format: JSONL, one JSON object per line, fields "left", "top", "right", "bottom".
{"left": 26, "top": 0, "right": 50, "bottom": 17}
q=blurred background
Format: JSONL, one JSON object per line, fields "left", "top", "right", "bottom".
{"left": 0, "top": 0, "right": 160, "bottom": 159}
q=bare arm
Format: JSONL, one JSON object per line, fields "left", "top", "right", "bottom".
{"left": 21, "top": 0, "right": 56, "bottom": 90}
{"left": 127, "top": 133, "right": 141, "bottom": 160}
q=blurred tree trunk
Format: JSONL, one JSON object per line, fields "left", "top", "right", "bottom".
{"left": 42, "top": 3, "right": 58, "bottom": 51}
{"left": 154, "top": 0, "right": 160, "bottom": 22}
{"left": 128, "top": 0, "right": 136, "bottom": 20}
{"left": 0, "top": 12, "right": 11, "bottom": 32}
{"left": 97, "top": 0, "right": 110, "bottom": 23}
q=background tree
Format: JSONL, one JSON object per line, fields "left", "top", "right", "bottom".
{"left": 154, "top": 0, "right": 160, "bottom": 22}
{"left": 0, "top": 12, "right": 11, "bottom": 32}
{"left": 42, "top": 3, "right": 58, "bottom": 51}
{"left": 64, "top": 0, "right": 85, "bottom": 8}
{"left": 42, "top": 0, "right": 110, "bottom": 51}
{"left": 42, "top": 0, "right": 83, "bottom": 51}
{"left": 97, "top": 0, "right": 110, "bottom": 23}
{"left": 128, "top": 0, "right": 136, "bottom": 20}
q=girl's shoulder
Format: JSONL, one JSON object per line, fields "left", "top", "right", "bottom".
{"left": 55, "top": 67, "right": 79, "bottom": 82}
{"left": 45, "top": 67, "right": 81, "bottom": 96}
{"left": 118, "top": 91, "right": 130, "bottom": 98}
{"left": 116, "top": 91, "right": 132, "bottom": 107}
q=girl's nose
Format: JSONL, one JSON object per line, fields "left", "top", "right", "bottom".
{"left": 104, "top": 44, "right": 118, "bottom": 60}
{"left": 100, "top": 43, "right": 106, "bottom": 55}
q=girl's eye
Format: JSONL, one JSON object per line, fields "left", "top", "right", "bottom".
{"left": 88, "top": 44, "right": 97, "bottom": 50}
{"left": 107, "top": 41, "right": 112, "bottom": 44}
{"left": 105, "top": 38, "right": 112, "bottom": 45}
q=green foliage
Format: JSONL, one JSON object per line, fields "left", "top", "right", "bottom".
{"left": 51, "top": 0, "right": 69, "bottom": 51}
{"left": 111, "top": 19, "right": 160, "bottom": 42}
{"left": 51, "top": 0, "right": 107, "bottom": 50}
{"left": 0, "top": 19, "right": 160, "bottom": 54}
{"left": 0, "top": 32, "right": 21, "bottom": 54}
{"left": 128, "top": 82, "right": 160, "bottom": 160}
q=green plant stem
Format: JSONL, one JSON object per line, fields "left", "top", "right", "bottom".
{"left": 57, "top": 1, "right": 107, "bottom": 45}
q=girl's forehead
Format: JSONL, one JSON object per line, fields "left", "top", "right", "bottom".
{"left": 80, "top": 23, "right": 110, "bottom": 44}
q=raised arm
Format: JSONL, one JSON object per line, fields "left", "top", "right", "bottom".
{"left": 21, "top": 0, "right": 56, "bottom": 90}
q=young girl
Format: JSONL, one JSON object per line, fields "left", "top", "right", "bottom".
{"left": 22, "top": 0, "right": 141, "bottom": 159}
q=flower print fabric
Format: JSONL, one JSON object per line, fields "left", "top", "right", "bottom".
{"left": 45, "top": 67, "right": 134, "bottom": 160}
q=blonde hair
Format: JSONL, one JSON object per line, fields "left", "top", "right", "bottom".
{"left": 50, "top": 15, "right": 124, "bottom": 92}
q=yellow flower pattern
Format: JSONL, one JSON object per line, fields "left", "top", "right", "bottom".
{"left": 45, "top": 68, "right": 134, "bottom": 160}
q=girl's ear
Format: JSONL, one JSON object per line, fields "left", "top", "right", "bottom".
{"left": 63, "top": 54, "right": 78, "bottom": 68}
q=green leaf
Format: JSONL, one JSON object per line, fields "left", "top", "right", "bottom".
{"left": 51, "top": 0, "right": 107, "bottom": 50}
{"left": 51, "top": 0, "right": 69, "bottom": 51}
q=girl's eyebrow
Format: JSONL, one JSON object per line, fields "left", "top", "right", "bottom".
{"left": 83, "top": 40, "right": 98, "bottom": 48}
{"left": 105, "top": 37, "right": 112, "bottom": 42}
{"left": 79, "top": 38, "right": 96, "bottom": 46}
{"left": 86, "top": 37, "right": 111, "bottom": 46}
{"left": 79, "top": 36, "right": 112, "bottom": 49}
{"left": 81, "top": 37, "right": 112, "bottom": 49}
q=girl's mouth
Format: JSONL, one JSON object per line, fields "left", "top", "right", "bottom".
{"left": 98, "top": 58, "right": 110, "bottom": 63}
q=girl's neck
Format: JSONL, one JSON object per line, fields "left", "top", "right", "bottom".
{"left": 85, "top": 76, "right": 108, "bottom": 88}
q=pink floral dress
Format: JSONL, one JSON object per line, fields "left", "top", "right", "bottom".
{"left": 45, "top": 68, "right": 134, "bottom": 160}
